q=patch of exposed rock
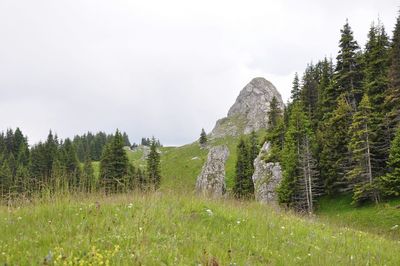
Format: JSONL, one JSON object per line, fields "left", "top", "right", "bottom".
{"left": 252, "top": 142, "right": 282, "bottom": 204}
{"left": 211, "top": 77, "right": 283, "bottom": 138}
{"left": 195, "top": 145, "right": 229, "bottom": 197}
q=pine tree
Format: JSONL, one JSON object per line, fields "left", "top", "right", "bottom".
{"left": 385, "top": 11, "right": 400, "bottom": 140}
{"left": 380, "top": 126, "right": 400, "bottom": 197}
{"left": 267, "top": 96, "right": 282, "bottom": 129}
{"left": 363, "top": 22, "right": 390, "bottom": 177}
{"left": 333, "top": 20, "right": 363, "bottom": 109}
{"left": 319, "top": 96, "right": 353, "bottom": 194}
{"left": 146, "top": 137, "right": 161, "bottom": 189}
{"left": 301, "top": 63, "right": 319, "bottom": 126}
{"left": 277, "top": 102, "right": 319, "bottom": 212}
{"left": 317, "top": 58, "right": 335, "bottom": 120}
{"left": 82, "top": 153, "right": 95, "bottom": 192}
{"left": 290, "top": 73, "right": 301, "bottom": 102}
{"left": 60, "top": 138, "right": 81, "bottom": 189}
{"left": 199, "top": 128, "right": 207, "bottom": 147}
{"left": 99, "top": 129, "right": 129, "bottom": 192}
{"left": 233, "top": 138, "right": 253, "bottom": 198}
{"left": 348, "top": 94, "right": 379, "bottom": 204}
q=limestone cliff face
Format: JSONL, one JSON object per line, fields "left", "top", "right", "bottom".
{"left": 211, "top": 77, "right": 283, "bottom": 138}
{"left": 195, "top": 145, "right": 229, "bottom": 198}
{"left": 252, "top": 142, "right": 282, "bottom": 204}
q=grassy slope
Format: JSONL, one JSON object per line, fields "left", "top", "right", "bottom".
{"left": 1, "top": 192, "right": 400, "bottom": 265}
{"left": 317, "top": 194, "right": 400, "bottom": 239}
{"left": 127, "top": 135, "right": 400, "bottom": 242}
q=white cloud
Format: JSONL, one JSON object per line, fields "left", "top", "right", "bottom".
{"left": 0, "top": 0, "right": 398, "bottom": 145}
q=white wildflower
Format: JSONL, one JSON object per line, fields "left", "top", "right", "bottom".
{"left": 391, "top": 224, "right": 398, "bottom": 230}
{"left": 205, "top": 209, "right": 213, "bottom": 216}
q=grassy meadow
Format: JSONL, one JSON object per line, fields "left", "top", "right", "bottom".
{"left": 1, "top": 191, "right": 400, "bottom": 265}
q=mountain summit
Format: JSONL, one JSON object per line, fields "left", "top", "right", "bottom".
{"left": 211, "top": 77, "right": 283, "bottom": 138}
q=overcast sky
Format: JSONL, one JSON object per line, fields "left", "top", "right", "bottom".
{"left": 0, "top": 0, "right": 399, "bottom": 146}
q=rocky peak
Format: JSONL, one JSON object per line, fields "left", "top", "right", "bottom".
{"left": 211, "top": 77, "right": 283, "bottom": 138}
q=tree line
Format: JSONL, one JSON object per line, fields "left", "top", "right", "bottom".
{"left": 231, "top": 13, "right": 400, "bottom": 213}
{"left": 0, "top": 129, "right": 161, "bottom": 198}
{"left": 270, "top": 14, "right": 400, "bottom": 212}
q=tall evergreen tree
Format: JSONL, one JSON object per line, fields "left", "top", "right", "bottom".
{"left": 380, "top": 126, "right": 400, "bottom": 197}
{"left": 278, "top": 102, "right": 319, "bottom": 212}
{"left": 99, "top": 130, "right": 129, "bottom": 192}
{"left": 333, "top": 20, "right": 363, "bottom": 109}
{"left": 146, "top": 137, "right": 161, "bottom": 189}
{"left": 233, "top": 138, "right": 254, "bottom": 199}
{"left": 348, "top": 94, "right": 379, "bottom": 204}
{"left": 199, "top": 128, "right": 207, "bottom": 147}
{"left": 385, "top": 11, "right": 400, "bottom": 140}
{"left": 60, "top": 138, "right": 81, "bottom": 189}
{"left": 290, "top": 73, "right": 301, "bottom": 102}
{"left": 267, "top": 96, "right": 282, "bottom": 129}
{"left": 363, "top": 22, "right": 391, "bottom": 176}
{"left": 319, "top": 96, "right": 353, "bottom": 194}
{"left": 82, "top": 152, "right": 95, "bottom": 192}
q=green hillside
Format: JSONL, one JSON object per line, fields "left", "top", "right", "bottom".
{"left": 1, "top": 192, "right": 399, "bottom": 265}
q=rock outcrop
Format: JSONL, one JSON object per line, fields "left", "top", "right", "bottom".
{"left": 195, "top": 145, "right": 229, "bottom": 197}
{"left": 211, "top": 77, "right": 283, "bottom": 138}
{"left": 252, "top": 142, "right": 282, "bottom": 204}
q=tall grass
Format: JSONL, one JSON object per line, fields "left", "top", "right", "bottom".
{"left": 1, "top": 191, "right": 399, "bottom": 265}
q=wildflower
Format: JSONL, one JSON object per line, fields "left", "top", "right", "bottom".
{"left": 236, "top": 220, "right": 241, "bottom": 224}
{"left": 17, "top": 216, "right": 22, "bottom": 221}
{"left": 281, "top": 226, "right": 285, "bottom": 230}
{"left": 128, "top": 203, "right": 133, "bottom": 209}
{"left": 205, "top": 209, "right": 213, "bottom": 216}
{"left": 391, "top": 224, "right": 398, "bottom": 230}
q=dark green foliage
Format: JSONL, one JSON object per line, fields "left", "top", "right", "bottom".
{"left": 265, "top": 97, "right": 284, "bottom": 163}
{"left": 146, "top": 137, "right": 161, "bottom": 189}
{"left": 99, "top": 130, "right": 129, "bottom": 193}
{"left": 319, "top": 96, "right": 353, "bottom": 194}
{"left": 363, "top": 23, "right": 391, "bottom": 178}
{"left": 348, "top": 94, "right": 379, "bottom": 204}
{"left": 60, "top": 138, "right": 81, "bottom": 188}
{"left": 380, "top": 126, "right": 400, "bottom": 197}
{"left": 267, "top": 96, "right": 282, "bottom": 129}
{"left": 233, "top": 137, "right": 254, "bottom": 199}
{"left": 277, "top": 102, "right": 319, "bottom": 212}
{"left": 290, "top": 73, "right": 301, "bottom": 102}
{"left": 199, "top": 128, "right": 207, "bottom": 146}
{"left": 82, "top": 153, "right": 95, "bottom": 192}
{"left": 333, "top": 20, "right": 364, "bottom": 109}
{"left": 385, "top": 11, "right": 400, "bottom": 141}
{"left": 301, "top": 63, "right": 319, "bottom": 125}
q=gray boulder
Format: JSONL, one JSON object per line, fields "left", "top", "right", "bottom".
{"left": 195, "top": 145, "right": 229, "bottom": 197}
{"left": 252, "top": 142, "right": 282, "bottom": 204}
{"left": 211, "top": 77, "right": 283, "bottom": 138}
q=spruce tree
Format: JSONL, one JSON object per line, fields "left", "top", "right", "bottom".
{"left": 333, "top": 20, "right": 363, "bottom": 109}
{"left": 233, "top": 138, "right": 252, "bottom": 198}
{"left": 199, "top": 128, "right": 207, "bottom": 147}
{"left": 348, "top": 94, "right": 379, "bottom": 204}
{"left": 277, "top": 102, "right": 318, "bottom": 212}
{"left": 60, "top": 138, "right": 81, "bottom": 189}
{"left": 385, "top": 11, "right": 400, "bottom": 139}
{"left": 267, "top": 96, "right": 282, "bottom": 129}
{"left": 380, "top": 126, "right": 400, "bottom": 197}
{"left": 82, "top": 153, "right": 95, "bottom": 192}
{"left": 319, "top": 96, "right": 353, "bottom": 194}
{"left": 290, "top": 73, "right": 301, "bottom": 102}
{"left": 99, "top": 130, "right": 129, "bottom": 192}
{"left": 363, "top": 22, "right": 390, "bottom": 176}
{"left": 146, "top": 137, "right": 161, "bottom": 189}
